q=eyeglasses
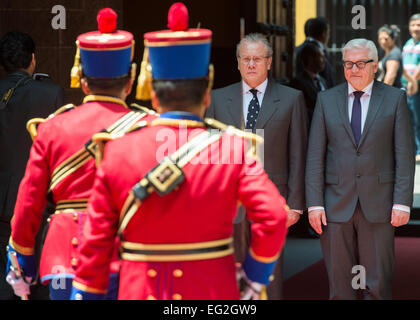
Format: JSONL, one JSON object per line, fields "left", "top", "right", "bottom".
{"left": 342, "top": 60, "right": 374, "bottom": 69}
{"left": 239, "top": 56, "right": 270, "bottom": 65}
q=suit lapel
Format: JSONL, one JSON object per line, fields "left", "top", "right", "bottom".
{"left": 358, "top": 81, "right": 384, "bottom": 147}
{"left": 337, "top": 83, "right": 357, "bottom": 147}
{"left": 256, "top": 79, "right": 279, "bottom": 129}
{"left": 226, "top": 82, "right": 243, "bottom": 129}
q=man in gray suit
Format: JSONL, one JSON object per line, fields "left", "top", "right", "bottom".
{"left": 206, "top": 33, "right": 308, "bottom": 299}
{"left": 306, "top": 38, "right": 415, "bottom": 300}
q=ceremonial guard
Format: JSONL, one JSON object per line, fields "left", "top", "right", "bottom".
{"left": 71, "top": 3, "right": 288, "bottom": 300}
{"left": 6, "top": 8, "right": 156, "bottom": 300}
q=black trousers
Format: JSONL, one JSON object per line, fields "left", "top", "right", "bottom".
{"left": 320, "top": 203, "right": 395, "bottom": 300}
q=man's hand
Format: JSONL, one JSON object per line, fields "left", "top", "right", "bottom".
{"left": 286, "top": 209, "right": 301, "bottom": 228}
{"left": 236, "top": 264, "right": 263, "bottom": 300}
{"left": 308, "top": 209, "right": 327, "bottom": 234}
{"left": 6, "top": 271, "right": 32, "bottom": 298}
{"left": 391, "top": 209, "right": 410, "bottom": 227}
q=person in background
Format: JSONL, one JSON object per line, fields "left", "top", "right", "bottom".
{"left": 295, "top": 17, "right": 335, "bottom": 89}
{"left": 290, "top": 42, "right": 327, "bottom": 123}
{"left": 402, "top": 13, "right": 420, "bottom": 161}
{"left": 377, "top": 25, "right": 403, "bottom": 88}
{"left": 0, "top": 31, "right": 64, "bottom": 300}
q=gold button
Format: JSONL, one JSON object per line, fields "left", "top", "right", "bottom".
{"left": 147, "top": 269, "right": 157, "bottom": 278}
{"left": 172, "top": 293, "right": 182, "bottom": 300}
{"left": 146, "top": 295, "right": 156, "bottom": 300}
{"left": 269, "top": 275, "right": 275, "bottom": 282}
{"left": 173, "top": 269, "right": 183, "bottom": 278}
{"left": 71, "top": 237, "right": 78, "bottom": 246}
{"left": 73, "top": 213, "right": 78, "bottom": 221}
{"left": 71, "top": 258, "right": 78, "bottom": 267}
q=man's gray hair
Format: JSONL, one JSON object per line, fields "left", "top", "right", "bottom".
{"left": 341, "top": 38, "right": 378, "bottom": 61}
{"left": 236, "top": 33, "right": 273, "bottom": 58}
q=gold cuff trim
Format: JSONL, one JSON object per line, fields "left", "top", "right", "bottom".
{"left": 83, "top": 95, "right": 128, "bottom": 109}
{"left": 8, "top": 238, "right": 34, "bottom": 255}
{"left": 72, "top": 281, "right": 107, "bottom": 294}
{"left": 249, "top": 248, "right": 280, "bottom": 264}
{"left": 121, "top": 247, "right": 234, "bottom": 262}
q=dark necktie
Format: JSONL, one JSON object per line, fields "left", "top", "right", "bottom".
{"left": 245, "top": 89, "right": 260, "bottom": 130}
{"left": 351, "top": 91, "right": 364, "bottom": 145}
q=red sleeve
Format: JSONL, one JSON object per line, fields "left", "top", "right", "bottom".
{"left": 10, "top": 131, "right": 50, "bottom": 254}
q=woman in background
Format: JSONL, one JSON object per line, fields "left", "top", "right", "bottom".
{"left": 377, "top": 24, "right": 403, "bottom": 88}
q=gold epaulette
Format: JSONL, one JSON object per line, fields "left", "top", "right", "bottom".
{"left": 129, "top": 103, "right": 158, "bottom": 116}
{"left": 125, "top": 120, "right": 149, "bottom": 134}
{"left": 91, "top": 132, "right": 115, "bottom": 167}
{"left": 49, "top": 103, "right": 76, "bottom": 118}
{"left": 204, "top": 118, "right": 264, "bottom": 144}
{"left": 26, "top": 104, "right": 76, "bottom": 141}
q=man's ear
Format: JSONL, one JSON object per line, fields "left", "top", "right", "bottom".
{"left": 151, "top": 89, "right": 159, "bottom": 110}
{"left": 125, "top": 77, "right": 134, "bottom": 95}
{"left": 203, "top": 89, "right": 211, "bottom": 109}
{"left": 31, "top": 53, "right": 36, "bottom": 69}
{"left": 80, "top": 78, "right": 90, "bottom": 95}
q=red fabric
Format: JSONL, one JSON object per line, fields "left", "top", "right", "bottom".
{"left": 10, "top": 100, "right": 156, "bottom": 282}
{"left": 74, "top": 123, "right": 288, "bottom": 299}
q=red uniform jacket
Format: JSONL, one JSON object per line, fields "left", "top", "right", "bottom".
{"left": 9, "top": 95, "right": 156, "bottom": 283}
{"left": 73, "top": 116, "right": 288, "bottom": 299}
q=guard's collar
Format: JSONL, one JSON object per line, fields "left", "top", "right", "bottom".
{"left": 83, "top": 94, "right": 128, "bottom": 108}
{"left": 152, "top": 111, "right": 204, "bottom": 128}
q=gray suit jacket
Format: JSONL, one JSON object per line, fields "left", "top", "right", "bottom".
{"left": 306, "top": 81, "right": 415, "bottom": 223}
{"left": 206, "top": 79, "right": 308, "bottom": 210}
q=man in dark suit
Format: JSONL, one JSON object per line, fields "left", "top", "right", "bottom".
{"left": 206, "top": 33, "right": 308, "bottom": 299}
{"left": 290, "top": 42, "right": 327, "bottom": 123}
{"left": 0, "top": 31, "right": 64, "bottom": 299}
{"left": 295, "top": 17, "right": 335, "bottom": 89}
{"left": 306, "top": 38, "right": 415, "bottom": 300}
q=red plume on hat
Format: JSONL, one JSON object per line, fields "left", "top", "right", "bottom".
{"left": 97, "top": 8, "right": 117, "bottom": 33}
{"left": 167, "top": 2, "right": 189, "bottom": 31}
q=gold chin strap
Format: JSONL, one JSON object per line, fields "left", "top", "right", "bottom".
{"left": 136, "top": 47, "right": 153, "bottom": 101}
{"left": 70, "top": 41, "right": 81, "bottom": 88}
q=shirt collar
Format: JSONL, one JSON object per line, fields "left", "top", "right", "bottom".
{"left": 347, "top": 80, "right": 374, "bottom": 97}
{"left": 159, "top": 111, "right": 202, "bottom": 122}
{"left": 242, "top": 78, "right": 268, "bottom": 95}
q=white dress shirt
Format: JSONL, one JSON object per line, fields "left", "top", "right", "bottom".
{"left": 309, "top": 81, "right": 410, "bottom": 214}
{"left": 241, "top": 78, "right": 268, "bottom": 124}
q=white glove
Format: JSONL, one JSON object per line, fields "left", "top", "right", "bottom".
{"left": 236, "top": 266, "right": 263, "bottom": 300}
{"left": 6, "top": 271, "right": 32, "bottom": 298}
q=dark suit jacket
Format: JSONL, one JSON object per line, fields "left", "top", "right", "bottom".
{"left": 0, "top": 70, "right": 64, "bottom": 222}
{"left": 206, "top": 79, "right": 308, "bottom": 210}
{"left": 289, "top": 71, "right": 327, "bottom": 123}
{"left": 306, "top": 81, "right": 415, "bottom": 223}
{"left": 295, "top": 39, "right": 335, "bottom": 89}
